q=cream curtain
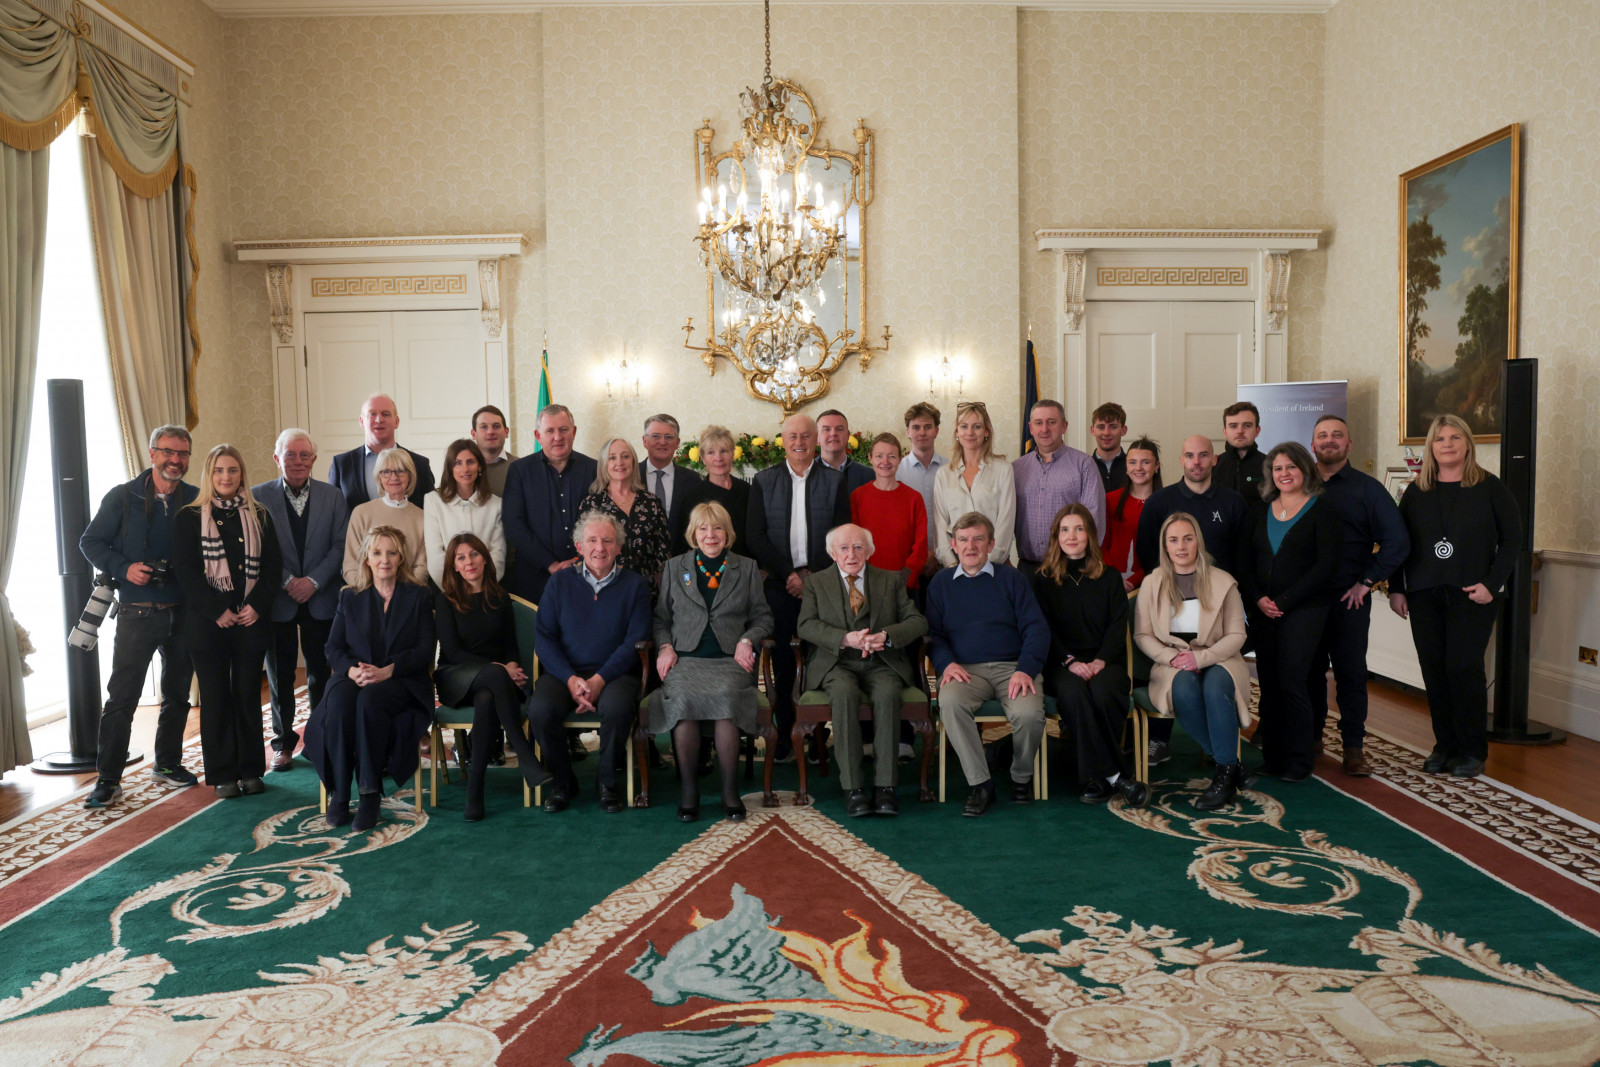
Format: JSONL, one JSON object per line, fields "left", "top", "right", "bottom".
{"left": 0, "top": 140, "right": 49, "bottom": 772}
{"left": 83, "top": 133, "right": 186, "bottom": 474}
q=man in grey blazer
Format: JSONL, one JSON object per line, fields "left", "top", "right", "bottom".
{"left": 254, "top": 429, "right": 349, "bottom": 771}
{"left": 797, "top": 523, "right": 927, "bottom": 817}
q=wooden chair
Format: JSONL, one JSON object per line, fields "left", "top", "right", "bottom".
{"left": 531, "top": 640, "right": 645, "bottom": 809}
{"left": 926, "top": 652, "right": 1053, "bottom": 802}
{"left": 632, "top": 638, "right": 778, "bottom": 808}
{"left": 788, "top": 637, "right": 936, "bottom": 806}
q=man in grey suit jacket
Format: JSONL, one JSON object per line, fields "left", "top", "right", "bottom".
{"left": 797, "top": 524, "right": 928, "bottom": 817}
{"left": 253, "top": 430, "right": 349, "bottom": 770}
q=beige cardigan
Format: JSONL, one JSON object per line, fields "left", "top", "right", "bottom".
{"left": 343, "top": 499, "right": 429, "bottom": 587}
{"left": 1133, "top": 568, "right": 1253, "bottom": 727}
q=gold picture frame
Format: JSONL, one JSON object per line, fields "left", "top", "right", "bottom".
{"left": 1398, "top": 123, "right": 1520, "bottom": 444}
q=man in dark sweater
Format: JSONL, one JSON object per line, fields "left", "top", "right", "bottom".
{"left": 1133, "top": 434, "right": 1249, "bottom": 766}
{"left": 1213, "top": 402, "right": 1268, "bottom": 514}
{"left": 926, "top": 512, "right": 1050, "bottom": 817}
{"left": 1309, "top": 415, "right": 1410, "bottom": 775}
{"left": 528, "top": 511, "right": 651, "bottom": 814}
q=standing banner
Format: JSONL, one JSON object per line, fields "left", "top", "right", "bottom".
{"left": 1236, "top": 380, "right": 1348, "bottom": 451}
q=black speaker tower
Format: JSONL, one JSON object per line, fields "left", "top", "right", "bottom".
{"left": 1489, "top": 357, "right": 1563, "bottom": 745}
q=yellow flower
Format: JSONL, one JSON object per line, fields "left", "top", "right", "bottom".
{"left": 688, "top": 446, "right": 700, "bottom": 462}
{"left": 751, "top": 436, "right": 767, "bottom": 448}
{"left": 848, "top": 435, "right": 859, "bottom": 450}
{"left": 733, "top": 445, "right": 743, "bottom": 460}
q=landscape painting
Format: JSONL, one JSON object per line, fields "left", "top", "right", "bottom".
{"left": 1399, "top": 124, "right": 1520, "bottom": 443}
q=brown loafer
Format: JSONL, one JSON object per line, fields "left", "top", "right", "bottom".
{"left": 269, "top": 750, "right": 294, "bottom": 773}
{"left": 1342, "top": 747, "right": 1373, "bottom": 777}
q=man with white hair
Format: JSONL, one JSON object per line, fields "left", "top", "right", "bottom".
{"left": 327, "top": 392, "right": 435, "bottom": 509}
{"left": 797, "top": 524, "right": 927, "bottom": 817}
{"left": 528, "top": 510, "right": 651, "bottom": 814}
{"left": 253, "top": 430, "right": 349, "bottom": 771}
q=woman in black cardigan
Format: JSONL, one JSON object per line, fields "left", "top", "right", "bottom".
{"left": 1031, "top": 504, "right": 1146, "bottom": 807}
{"left": 1389, "top": 414, "right": 1520, "bottom": 778}
{"left": 304, "top": 525, "right": 435, "bottom": 830}
{"left": 435, "top": 532, "right": 551, "bottom": 821}
{"left": 1240, "top": 441, "right": 1339, "bottom": 781}
{"left": 173, "top": 445, "right": 281, "bottom": 799}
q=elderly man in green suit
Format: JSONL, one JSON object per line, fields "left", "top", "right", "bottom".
{"left": 797, "top": 523, "right": 928, "bottom": 818}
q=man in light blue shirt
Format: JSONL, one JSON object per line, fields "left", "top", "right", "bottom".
{"left": 896, "top": 401, "right": 946, "bottom": 594}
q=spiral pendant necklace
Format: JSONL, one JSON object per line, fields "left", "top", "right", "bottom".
{"left": 696, "top": 553, "right": 727, "bottom": 589}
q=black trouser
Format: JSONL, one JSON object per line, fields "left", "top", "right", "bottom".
{"left": 315, "top": 677, "right": 424, "bottom": 797}
{"left": 466, "top": 664, "right": 538, "bottom": 782}
{"left": 265, "top": 607, "right": 332, "bottom": 754}
{"left": 1407, "top": 585, "right": 1496, "bottom": 762}
{"left": 1044, "top": 662, "right": 1133, "bottom": 784}
{"left": 96, "top": 604, "right": 192, "bottom": 783}
{"left": 764, "top": 580, "right": 803, "bottom": 747}
{"left": 192, "top": 630, "right": 269, "bottom": 784}
{"left": 1253, "top": 603, "right": 1326, "bottom": 776}
{"left": 527, "top": 671, "right": 639, "bottom": 791}
{"left": 1309, "top": 596, "right": 1372, "bottom": 748}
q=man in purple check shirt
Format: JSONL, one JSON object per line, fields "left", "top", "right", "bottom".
{"left": 1012, "top": 400, "right": 1106, "bottom": 573}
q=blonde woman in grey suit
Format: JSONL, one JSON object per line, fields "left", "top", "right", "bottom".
{"left": 652, "top": 501, "right": 773, "bottom": 823}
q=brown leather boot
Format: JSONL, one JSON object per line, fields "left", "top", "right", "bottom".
{"left": 1342, "top": 746, "right": 1373, "bottom": 777}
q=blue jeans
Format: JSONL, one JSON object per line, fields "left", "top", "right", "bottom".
{"left": 1169, "top": 665, "right": 1239, "bottom": 764}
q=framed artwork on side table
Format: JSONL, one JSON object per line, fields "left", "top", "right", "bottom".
{"left": 1399, "top": 123, "right": 1521, "bottom": 444}
{"left": 1383, "top": 466, "right": 1416, "bottom": 506}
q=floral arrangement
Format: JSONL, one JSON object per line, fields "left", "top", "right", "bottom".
{"left": 675, "top": 430, "right": 881, "bottom": 473}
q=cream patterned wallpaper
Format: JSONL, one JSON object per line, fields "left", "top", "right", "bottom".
{"left": 543, "top": 3, "right": 1021, "bottom": 451}
{"left": 1018, "top": 10, "right": 1327, "bottom": 440}
{"left": 1321, "top": 0, "right": 1600, "bottom": 552}
{"left": 220, "top": 13, "right": 546, "bottom": 460}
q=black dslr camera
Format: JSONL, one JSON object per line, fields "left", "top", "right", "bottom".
{"left": 145, "top": 559, "right": 173, "bottom": 587}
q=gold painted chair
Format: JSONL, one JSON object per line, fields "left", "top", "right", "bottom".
{"left": 926, "top": 652, "right": 1049, "bottom": 802}
{"left": 531, "top": 639, "right": 646, "bottom": 809}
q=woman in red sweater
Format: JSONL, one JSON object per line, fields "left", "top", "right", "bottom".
{"left": 1101, "top": 437, "right": 1162, "bottom": 591}
{"left": 851, "top": 433, "right": 929, "bottom": 589}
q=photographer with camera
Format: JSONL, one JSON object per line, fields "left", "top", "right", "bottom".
{"left": 78, "top": 426, "right": 202, "bottom": 808}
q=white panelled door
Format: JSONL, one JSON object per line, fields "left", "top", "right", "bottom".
{"left": 303, "top": 309, "right": 488, "bottom": 481}
{"left": 1086, "top": 301, "right": 1256, "bottom": 456}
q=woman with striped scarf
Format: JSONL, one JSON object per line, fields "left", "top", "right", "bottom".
{"left": 174, "top": 444, "right": 282, "bottom": 799}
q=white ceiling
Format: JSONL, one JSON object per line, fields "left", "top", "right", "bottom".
{"left": 202, "top": 0, "right": 1338, "bottom": 19}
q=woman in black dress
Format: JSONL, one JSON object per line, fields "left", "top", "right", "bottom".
{"left": 674, "top": 425, "right": 752, "bottom": 556}
{"left": 173, "top": 444, "right": 281, "bottom": 799}
{"left": 435, "top": 532, "right": 552, "bottom": 821}
{"left": 1389, "top": 414, "right": 1520, "bottom": 778}
{"left": 579, "top": 436, "right": 671, "bottom": 598}
{"left": 1032, "top": 503, "right": 1146, "bottom": 807}
{"left": 1239, "top": 441, "right": 1339, "bottom": 782}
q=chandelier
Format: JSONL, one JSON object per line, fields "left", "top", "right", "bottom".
{"left": 685, "top": 0, "right": 889, "bottom": 414}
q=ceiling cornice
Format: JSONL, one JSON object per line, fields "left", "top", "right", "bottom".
{"left": 203, "top": 0, "right": 1337, "bottom": 19}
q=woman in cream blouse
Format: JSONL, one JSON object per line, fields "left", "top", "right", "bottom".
{"left": 424, "top": 439, "right": 505, "bottom": 588}
{"left": 933, "top": 401, "right": 1016, "bottom": 567}
{"left": 343, "top": 447, "right": 428, "bottom": 587}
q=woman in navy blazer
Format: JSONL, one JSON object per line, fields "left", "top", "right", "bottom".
{"left": 304, "top": 524, "right": 435, "bottom": 831}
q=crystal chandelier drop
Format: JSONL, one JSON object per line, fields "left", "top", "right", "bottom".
{"left": 694, "top": 0, "right": 843, "bottom": 307}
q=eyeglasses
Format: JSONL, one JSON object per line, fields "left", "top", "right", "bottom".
{"left": 280, "top": 451, "right": 315, "bottom": 462}
{"left": 377, "top": 469, "right": 408, "bottom": 478}
{"left": 152, "top": 447, "right": 191, "bottom": 459}
{"left": 643, "top": 433, "right": 679, "bottom": 443}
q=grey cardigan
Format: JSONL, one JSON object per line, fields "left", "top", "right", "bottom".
{"left": 654, "top": 551, "right": 773, "bottom": 655}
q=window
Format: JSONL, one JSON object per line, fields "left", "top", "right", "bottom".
{"left": 13, "top": 130, "right": 127, "bottom": 726}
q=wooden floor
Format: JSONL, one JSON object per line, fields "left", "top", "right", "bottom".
{"left": 4, "top": 677, "right": 1599, "bottom": 827}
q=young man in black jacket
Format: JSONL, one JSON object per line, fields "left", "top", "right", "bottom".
{"left": 1214, "top": 401, "right": 1267, "bottom": 513}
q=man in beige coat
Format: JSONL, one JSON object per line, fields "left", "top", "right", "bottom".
{"left": 797, "top": 524, "right": 928, "bottom": 817}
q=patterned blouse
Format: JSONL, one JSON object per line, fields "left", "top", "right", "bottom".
{"left": 578, "top": 488, "right": 671, "bottom": 598}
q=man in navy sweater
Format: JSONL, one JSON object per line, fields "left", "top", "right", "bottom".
{"left": 926, "top": 511, "right": 1050, "bottom": 817}
{"left": 528, "top": 511, "right": 651, "bottom": 814}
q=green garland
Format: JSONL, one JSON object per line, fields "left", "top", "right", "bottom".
{"left": 675, "top": 431, "right": 883, "bottom": 473}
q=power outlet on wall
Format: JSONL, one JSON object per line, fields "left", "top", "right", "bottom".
{"left": 1581, "top": 647, "right": 1598, "bottom": 667}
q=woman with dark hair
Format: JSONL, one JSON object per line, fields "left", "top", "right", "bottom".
{"left": 173, "top": 444, "right": 282, "bottom": 798}
{"left": 305, "top": 525, "right": 435, "bottom": 831}
{"left": 1101, "top": 437, "right": 1162, "bottom": 591}
{"left": 580, "top": 436, "right": 671, "bottom": 597}
{"left": 1239, "top": 441, "right": 1340, "bottom": 782}
{"left": 1033, "top": 503, "right": 1144, "bottom": 807}
{"left": 1389, "top": 414, "right": 1520, "bottom": 778}
{"left": 424, "top": 439, "right": 505, "bottom": 589}
{"left": 435, "top": 532, "right": 551, "bottom": 821}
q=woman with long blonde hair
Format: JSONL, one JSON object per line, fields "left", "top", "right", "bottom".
{"left": 173, "top": 444, "right": 282, "bottom": 798}
{"left": 579, "top": 436, "right": 671, "bottom": 597}
{"left": 1133, "top": 512, "right": 1252, "bottom": 810}
{"left": 932, "top": 401, "right": 1016, "bottom": 567}
{"left": 1388, "top": 413, "right": 1520, "bottom": 778}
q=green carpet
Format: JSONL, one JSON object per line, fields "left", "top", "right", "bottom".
{"left": 3, "top": 731, "right": 1600, "bottom": 1064}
